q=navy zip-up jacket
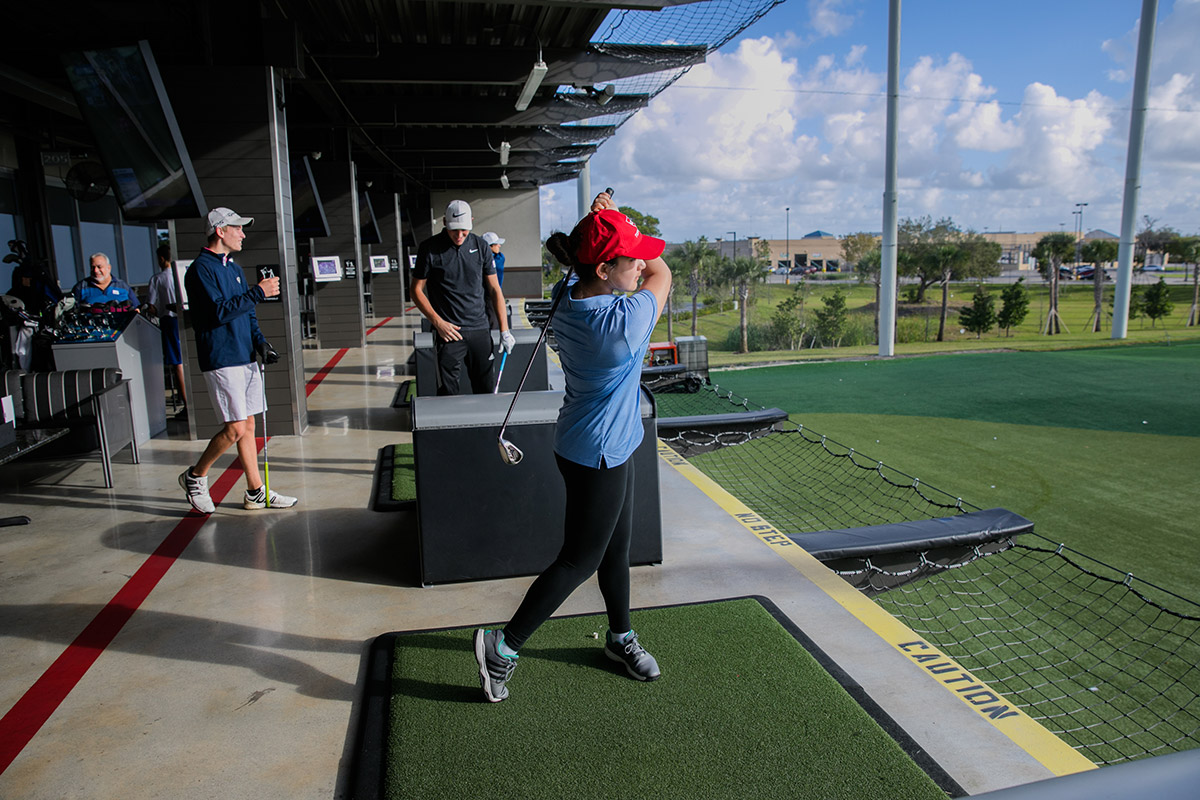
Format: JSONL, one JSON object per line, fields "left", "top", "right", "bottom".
{"left": 185, "top": 248, "right": 267, "bottom": 372}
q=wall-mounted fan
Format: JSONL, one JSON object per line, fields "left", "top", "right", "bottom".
{"left": 64, "top": 160, "right": 111, "bottom": 202}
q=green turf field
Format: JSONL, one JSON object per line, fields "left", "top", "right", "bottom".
{"left": 709, "top": 342, "right": 1200, "bottom": 598}
{"left": 655, "top": 279, "right": 1200, "bottom": 367}
{"left": 384, "top": 599, "right": 946, "bottom": 800}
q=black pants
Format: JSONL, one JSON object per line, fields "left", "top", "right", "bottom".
{"left": 503, "top": 454, "right": 636, "bottom": 651}
{"left": 435, "top": 328, "right": 494, "bottom": 395}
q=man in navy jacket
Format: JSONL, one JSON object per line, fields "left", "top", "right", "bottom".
{"left": 178, "top": 207, "right": 297, "bottom": 513}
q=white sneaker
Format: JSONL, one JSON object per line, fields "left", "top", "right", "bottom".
{"left": 243, "top": 486, "right": 298, "bottom": 510}
{"left": 179, "top": 469, "right": 215, "bottom": 514}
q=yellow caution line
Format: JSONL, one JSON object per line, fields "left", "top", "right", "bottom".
{"left": 657, "top": 440, "right": 1095, "bottom": 776}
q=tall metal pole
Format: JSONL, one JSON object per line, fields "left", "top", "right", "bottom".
{"left": 577, "top": 159, "right": 591, "bottom": 219}
{"left": 1113, "top": 0, "right": 1158, "bottom": 339}
{"left": 878, "top": 0, "right": 901, "bottom": 357}
{"left": 785, "top": 206, "right": 790, "bottom": 284}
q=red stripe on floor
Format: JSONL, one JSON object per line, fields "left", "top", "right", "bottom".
{"left": 306, "top": 348, "right": 348, "bottom": 397}
{"left": 366, "top": 316, "right": 393, "bottom": 335}
{"left": 0, "top": 347, "right": 348, "bottom": 776}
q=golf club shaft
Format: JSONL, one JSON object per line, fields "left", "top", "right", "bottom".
{"left": 260, "top": 360, "right": 270, "bottom": 507}
{"left": 497, "top": 266, "right": 573, "bottom": 439}
{"left": 496, "top": 188, "right": 612, "bottom": 451}
{"left": 493, "top": 350, "right": 507, "bottom": 394}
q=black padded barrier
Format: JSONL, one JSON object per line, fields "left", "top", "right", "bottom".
{"left": 411, "top": 389, "right": 661, "bottom": 585}
{"left": 968, "top": 747, "right": 1200, "bottom": 799}
{"left": 795, "top": 508, "right": 1034, "bottom": 560}
{"left": 412, "top": 328, "right": 548, "bottom": 396}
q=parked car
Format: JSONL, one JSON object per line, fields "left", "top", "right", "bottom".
{"left": 1075, "top": 266, "right": 1108, "bottom": 281}
{"left": 1141, "top": 264, "right": 1164, "bottom": 272}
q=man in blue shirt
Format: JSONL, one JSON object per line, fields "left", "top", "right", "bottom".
{"left": 72, "top": 253, "right": 140, "bottom": 309}
{"left": 178, "top": 207, "right": 297, "bottom": 514}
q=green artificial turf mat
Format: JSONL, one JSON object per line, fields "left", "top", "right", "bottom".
{"left": 390, "top": 443, "right": 415, "bottom": 503}
{"left": 380, "top": 598, "right": 948, "bottom": 800}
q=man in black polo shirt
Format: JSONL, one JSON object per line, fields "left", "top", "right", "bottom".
{"left": 412, "top": 200, "right": 514, "bottom": 395}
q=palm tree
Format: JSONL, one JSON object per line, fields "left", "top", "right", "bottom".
{"left": 721, "top": 255, "right": 767, "bottom": 353}
{"left": 1032, "top": 233, "right": 1076, "bottom": 335}
{"left": 675, "top": 238, "right": 715, "bottom": 337}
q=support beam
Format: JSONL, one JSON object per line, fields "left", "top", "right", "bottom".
{"left": 1112, "top": 0, "right": 1158, "bottom": 340}
{"left": 878, "top": 0, "right": 901, "bottom": 358}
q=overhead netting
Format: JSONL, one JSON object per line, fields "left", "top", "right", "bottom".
{"left": 652, "top": 379, "right": 1200, "bottom": 766}
{"left": 562, "top": 0, "right": 787, "bottom": 128}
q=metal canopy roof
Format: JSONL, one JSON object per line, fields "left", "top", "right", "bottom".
{"left": 0, "top": 0, "right": 780, "bottom": 204}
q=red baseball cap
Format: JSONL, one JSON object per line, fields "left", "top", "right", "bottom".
{"left": 574, "top": 209, "right": 665, "bottom": 264}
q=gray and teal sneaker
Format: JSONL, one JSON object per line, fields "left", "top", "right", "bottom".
{"left": 474, "top": 629, "right": 517, "bottom": 703}
{"left": 605, "top": 630, "right": 661, "bottom": 681}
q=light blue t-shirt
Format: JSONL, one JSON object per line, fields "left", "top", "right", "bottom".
{"left": 552, "top": 285, "right": 658, "bottom": 468}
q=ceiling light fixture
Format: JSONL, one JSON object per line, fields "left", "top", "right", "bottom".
{"left": 499, "top": 141, "right": 511, "bottom": 166}
{"left": 500, "top": 173, "right": 510, "bottom": 190}
{"left": 515, "top": 58, "right": 548, "bottom": 112}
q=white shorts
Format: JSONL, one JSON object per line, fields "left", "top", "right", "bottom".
{"left": 203, "top": 363, "right": 266, "bottom": 423}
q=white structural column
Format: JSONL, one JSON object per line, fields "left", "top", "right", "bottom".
{"left": 577, "top": 159, "right": 592, "bottom": 219}
{"left": 878, "top": 0, "right": 901, "bottom": 357}
{"left": 1112, "top": 0, "right": 1159, "bottom": 339}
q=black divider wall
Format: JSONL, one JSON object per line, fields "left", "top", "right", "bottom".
{"left": 369, "top": 192, "right": 406, "bottom": 318}
{"left": 411, "top": 390, "right": 661, "bottom": 584}
{"left": 311, "top": 160, "right": 366, "bottom": 349}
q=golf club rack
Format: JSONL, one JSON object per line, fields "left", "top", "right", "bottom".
{"left": 2, "top": 239, "right": 71, "bottom": 372}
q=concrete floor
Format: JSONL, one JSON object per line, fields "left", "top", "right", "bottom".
{"left": 0, "top": 312, "right": 1069, "bottom": 799}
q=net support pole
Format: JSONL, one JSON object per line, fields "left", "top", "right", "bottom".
{"left": 878, "top": 0, "right": 901, "bottom": 358}
{"left": 1112, "top": 0, "right": 1158, "bottom": 340}
{"left": 577, "top": 159, "right": 591, "bottom": 219}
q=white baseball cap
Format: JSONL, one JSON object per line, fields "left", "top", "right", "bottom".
{"left": 207, "top": 207, "right": 254, "bottom": 235}
{"left": 482, "top": 232, "right": 505, "bottom": 246}
{"left": 444, "top": 200, "right": 472, "bottom": 230}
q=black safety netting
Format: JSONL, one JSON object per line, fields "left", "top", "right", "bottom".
{"left": 558, "top": 0, "right": 788, "bottom": 129}
{"left": 649, "top": 378, "right": 1200, "bottom": 766}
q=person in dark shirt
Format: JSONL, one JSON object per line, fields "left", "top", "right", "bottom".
{"left": 178, "top": 207, "right": 297, "bottom": 514}
{"left": 411, "top": 201, "right": 514, "bottom": 395}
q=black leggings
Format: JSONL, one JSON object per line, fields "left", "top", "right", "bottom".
{"left": 503, "top": 454, "right": 635, "bottom": 651}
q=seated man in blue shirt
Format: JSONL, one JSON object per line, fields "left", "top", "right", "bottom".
{"left": 72, "top": 252, "right": 140, "bottom": 309}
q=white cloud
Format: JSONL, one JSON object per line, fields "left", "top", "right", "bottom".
{"left": 808, "top": 0, "right": 856, "bottom": 40}
{"left": 542, "top": 6, "right": 1200, "bottom": 241}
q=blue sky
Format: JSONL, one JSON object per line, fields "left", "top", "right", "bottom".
{"left": 539, "top": 0, "right": 1200, "bottom": 243}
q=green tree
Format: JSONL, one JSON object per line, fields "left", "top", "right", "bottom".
{"left": 618, "top": 206, "right": 660, "bottom": 237}
{"left": 813, "top": 287, "right": 848, "bottom": 347}
{"left": 1032, "top": 232, "right": 1075, "bottom": 334}
{"left": 673, "top": 238, "right": 717, "bottom": 337}
{"left": 1136, "top": 216, "right": 1178, "bottom": 270}
{"left": 1081, "top": 238, "right": 1120, "bottom": 331}
{"left": 958, "top": 285, "right": 997, "bottom": 338}
{"left": 842, "top": 233, "right": 881, "bottom": 341}
{"left": 997, "top": 278, "right": 1030, "bottom": 337}
{"left": 1166, "top": 236, "right": 1200, "bottom": 326}
{"left": 720, "top": 255, "right": 768, "bottom": 354}
{"left": 897, "top": 215, "right": 958, "bottom": 302}
{"left": 1142, "top": 278, "right": 1174, "bottom": 327}
{"left": 770, "top": 284, "right": 808, "bottom": 350}
{"left": 929, "top": 244, "right": 970, "bottom": 342}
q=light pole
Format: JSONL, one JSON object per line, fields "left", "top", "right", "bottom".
{"left": 785, "top": 207, "right": 790, "bottom": 284}
{"left": 1074, "top": 202, "right": 1088, "bottom": 266}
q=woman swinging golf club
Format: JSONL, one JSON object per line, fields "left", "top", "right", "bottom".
{"left": 474, "top": 190, "right": 671, "bottom": 702}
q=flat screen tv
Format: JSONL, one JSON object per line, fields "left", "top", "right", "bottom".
{"left": 311, "top": 255, "right": 342, "bottom": 283}
{"left": 369, "top": 255, "right": 389, "bottom": 274}
{"left": 359, "top": 191, "right": 382, "bottom": 245}
{"left": 61, "top": 40, "right": 206, "bottom": 222}
{"left": 292, "top": 155, "right": 330, "bottom": 238}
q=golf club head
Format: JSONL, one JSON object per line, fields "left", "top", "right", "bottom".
{"left": 498, "top": 436, "right": 524, "bottom": 466}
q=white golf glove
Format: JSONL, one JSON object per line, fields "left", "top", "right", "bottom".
{"left": 500, "top": 330, "right": 516, "bottom": 354}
